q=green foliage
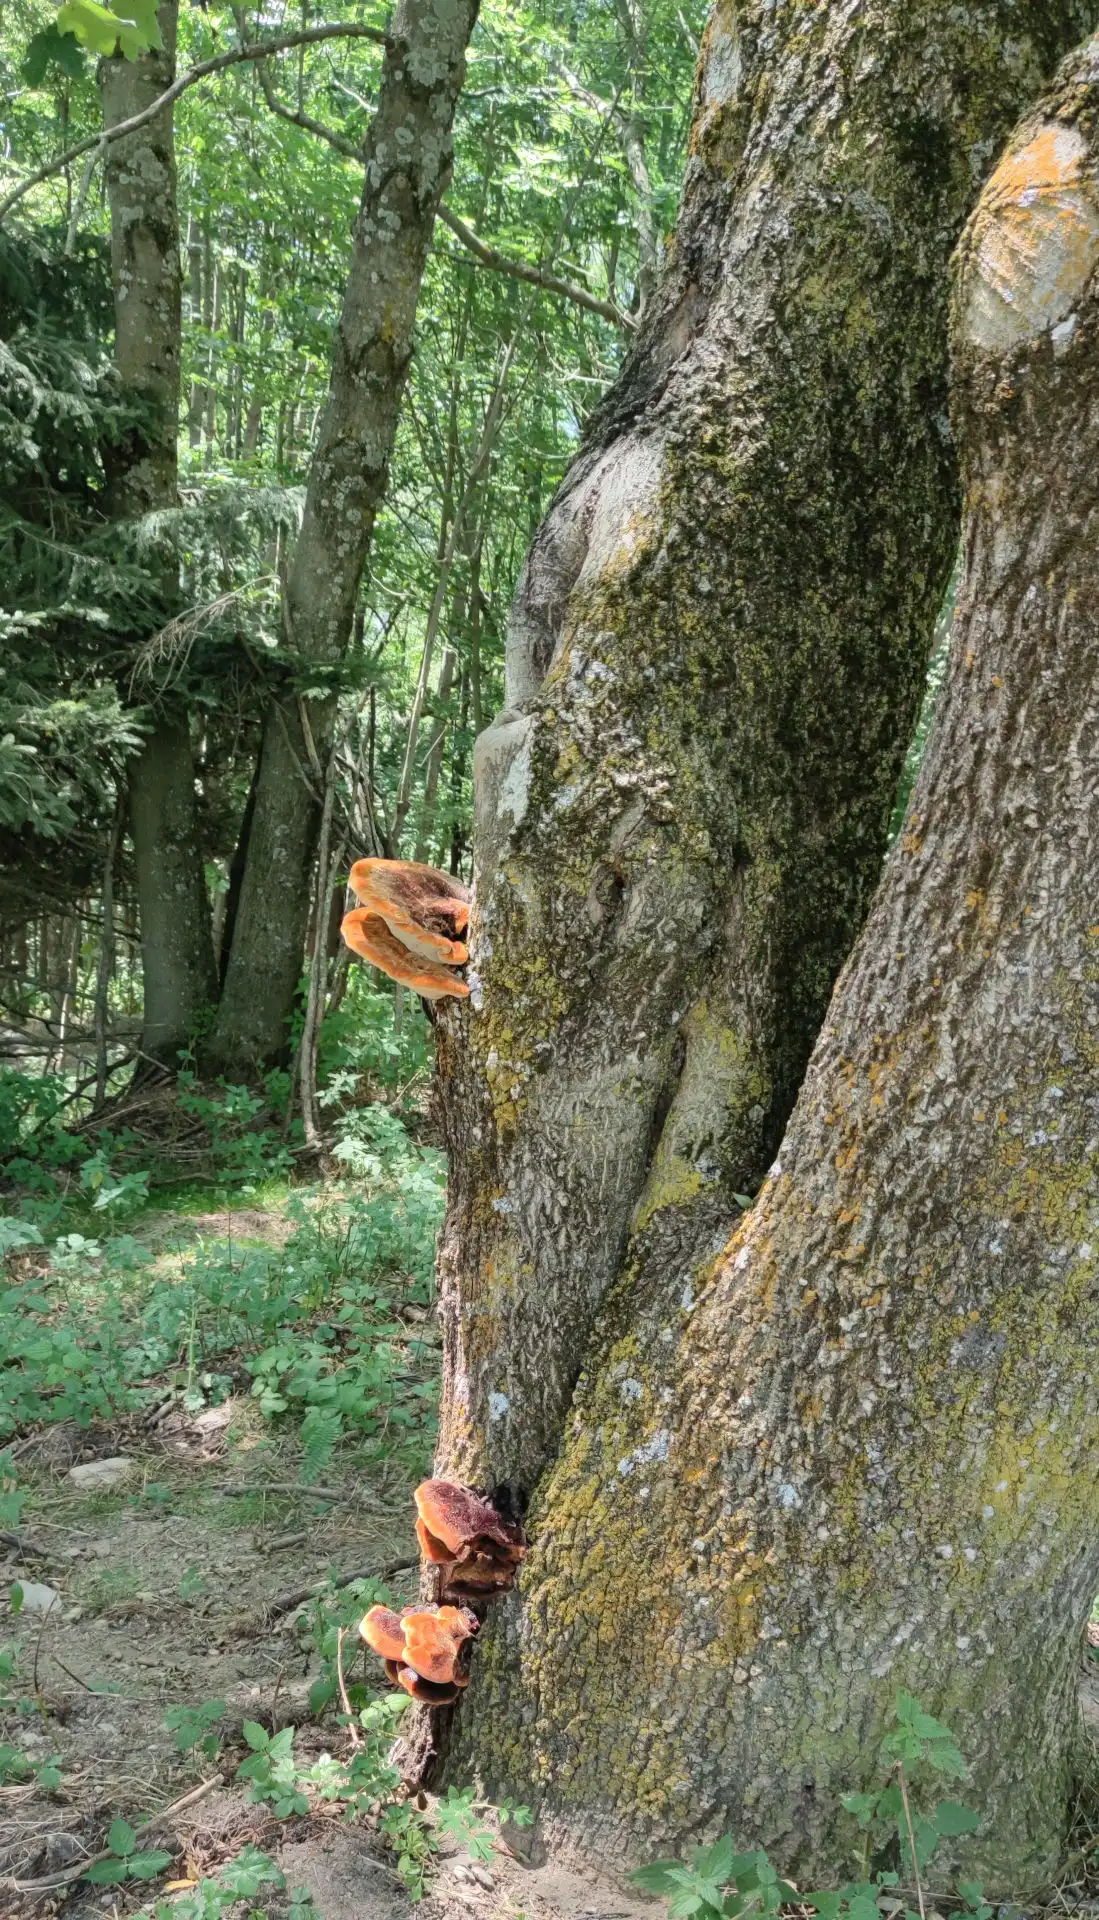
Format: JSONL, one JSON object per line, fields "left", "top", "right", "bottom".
{"left": 84, "top": 1815, "right": 174, "bottom": 1885}
{"left": 236, "top": 1720, "right": 310, "bottom": 1817}
{"left": 633, "top": 1695, "right": 985, "bottom": 1920}
{"left": 56, "top": 0, "right": 163, "bottom": 60}
{"left": 163, "top": 1696, "right": 226, "bottom": 1759}
{"left": 0, "top": 1741, "right": 64, "bottom": 1789}
{"left": 0, "top": 1105, "right": 442, "bottom": 1465}
{"left": 140, "top": 1846, "right": 291, "bottom": 1920}
{"left": 437, "top": 1785, "right": 533, "bottom": 1863}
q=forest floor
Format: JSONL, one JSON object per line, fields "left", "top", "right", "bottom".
{"left": 0, "top": 1198, "right": 653, "bottom": 1920}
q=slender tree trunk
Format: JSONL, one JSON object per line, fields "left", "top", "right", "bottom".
{"left": 205, "top": 0, "right": 480, "bottom": 1073}
{"left": 100, "top": 3, "right": 217, "bottom": 1070}
{"left": 435, "top": 34, "right": 1099, "bottom": 1889}
{"left": 415, "top": 643, "right": 458, "bottom": 860}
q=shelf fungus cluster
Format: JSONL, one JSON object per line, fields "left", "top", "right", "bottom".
{"left": 359, "top": 1479, "right": 526, "bottom": 1706}
{"left": 340, "top": 859, "right": 471, "bottom": 1001}
{"left": 360, "top": 1601, "right": 479, "bottom": 1705}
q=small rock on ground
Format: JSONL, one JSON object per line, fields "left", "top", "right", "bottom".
{"left": 65, "top": 1455, "right": 134, "bottom": 1490}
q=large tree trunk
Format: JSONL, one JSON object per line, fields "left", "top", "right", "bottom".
{"left": 417, "top": 0, "right": 1099, "bottom": 1891}
{"left": 101, "top": 5, "right": 217, "bottom": 1068}
{"left": 433, "top": 25, "right": 1099, "bottom": 1893}
{"left": 205, "top": 0, "right": 479, "bottom": 1074}
{"left": 431, "top": 0, "right": 1098, "bottom": 1496}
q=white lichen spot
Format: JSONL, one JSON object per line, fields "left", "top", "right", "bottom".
{"left": 489, "top": 1392, "right": 509, "bottom": 1422}
{"left": 617, "top": 1428, "right": 672, "bottom": 1476}
{"left": 619, "top": 1377, "right": 643, "bottom": 1403}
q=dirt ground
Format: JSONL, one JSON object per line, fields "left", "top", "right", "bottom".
{"left": 0, "top": 1206, "right": 658, "bottom": 1919}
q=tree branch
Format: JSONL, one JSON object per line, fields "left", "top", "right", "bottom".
{"left": 253, "top": 75, "right": 634, "bottom": 328}
{"left": 436, "top": 205, "right": 635, "bottom": 330}
{"left": 0, "top": 21, "right": 388, "bottom": 223}
{"left": 254, "top": 59, "right": 363, "bottom": 159}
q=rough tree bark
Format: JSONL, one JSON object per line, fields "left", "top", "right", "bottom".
{"left": 206, "top": 0, "right": 479, "bottom": 1073}
{"left": 421, "top": 0, "right": 1099, "bottom": 1892}
{"left": 433, "top": 0, "right": 1097, "bottom": 1495}
{"left": 101, "top": 3, "right": 218, "bottom": 1067}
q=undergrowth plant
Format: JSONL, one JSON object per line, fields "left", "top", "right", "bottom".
{"left": 632, "top": 1694, "right": 989, "bottom": 1920}
{"left": 0, "top": 1114, "right": 444, "bottom": 1471}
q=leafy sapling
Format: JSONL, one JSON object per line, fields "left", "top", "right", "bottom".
{"left": 236, "top": 1720, "right": 309, "bottom": 1817}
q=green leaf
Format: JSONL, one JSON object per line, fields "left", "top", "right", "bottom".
{"left": 693, "top": 1837, "right": 734, "bottom": 1884}
{"left": 242, "top": 1719, "right": 271, "bottom": 1751}
{"left": 22, "top": 24, "right": 86, "bottom": 82}
{"left": 108, "top": 1816, "right": 136, "bottom": 1856}
{"left": 55, "top": 0, "right": 163, "bottom": 58}
{"left": 631, "top": 1861, "right": 684, "bottom": 1894}
{"left": 126, "top": 1848, "right": 174, "bottom": 1877}
{"left": 932, "top": 1799, "right": 980, "bottom": 1837}
{"left": 86, "top": 1858, "right": 129, "bottom": 1884}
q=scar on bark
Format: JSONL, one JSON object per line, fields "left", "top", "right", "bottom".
{"left": 361, "top": 1481, "right": 526, "bottom": 1768}
{"left": 340, "top": 858, "right": 471, "bottom": 1000}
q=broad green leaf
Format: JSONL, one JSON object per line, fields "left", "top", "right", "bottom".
{"left": 932, "top": 1799, "right": 980, "bottom": 1837}
{"left": 107, "top": 1816, "right": 136, "bottom": 1856}
{"left": 22, "top": 24, "right": 86, "bottom": 82}
{"left": 241, "top": 1719, "right": 270, "bottom": 1751}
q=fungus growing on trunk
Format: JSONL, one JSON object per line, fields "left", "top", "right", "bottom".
{"left": 341, "top": 908, "right": 470, "bottom": 1001}
{"left": 414, "top": 1478, "right": 526, "bottom": 1600}
{"left": 359, "top": 1604, "right": 408, "bottom": 1664}
{"left": 360, "top": 1600, "right": 479, "bottom": 1695}
{"left": 400, "top": 1604, "right": 478, "bottom": 1686}
{"left": 348, "top": 858, "right": 470, "bottom": 963}
{"left": 395, "top": 1666, "right": 462, "bottom": 1706}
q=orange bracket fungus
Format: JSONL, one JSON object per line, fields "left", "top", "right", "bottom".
{"left": 414, "top": 1478, "right": 526, "bottom": 1601}
{"left": 341, "top": 908, "right": 469, "bottom": 1001}
{"left": 341, "top": 859, "right": 471, "bottom": 999}
{"left": 359, "top": 1601, "right": 479, "bottom": 1707}
{"left": 359, "top": 1483, "right": 526, "bottom": 1711}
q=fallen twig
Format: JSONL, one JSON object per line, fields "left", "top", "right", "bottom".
{"left": 266, "top": 1557, "right": 413, "bottom": 1620}
{"left": 336, "top": 1627, "right": 363, "bottom": 1749}
{"left": 10, "top": 1772, "right": 223, "bottom": 1892}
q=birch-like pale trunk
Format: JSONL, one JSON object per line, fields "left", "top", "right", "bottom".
{"left": 416, "top": 0, "right": 1099, "bottom": 1890}
{"left": 100, "top": 2, "right": 218, "bottom": 1067}
{"left": 207, "top": 0, "right": 479, "bottom": 1072}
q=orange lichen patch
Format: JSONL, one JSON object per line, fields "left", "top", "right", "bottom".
{"left": 400, "top": 1605, "right": 478, "bottom": 1686}
{"left": 964, "top": 123, "right": 1099, "bottom": 350}
{"left": 395, "top": 1665, "right": 461, "bottom": 1706}
{"left": 341, "top": 909, "right": 470, "bottom": 1002}
{"left": 348, "top": 858, "right": 470, "bottom": 964}
{"left": 359, "top": 1604, "right": 407, "bottom": 1663}
{"left": 414, "top": 1478, "right": 526, "bottom": 1599}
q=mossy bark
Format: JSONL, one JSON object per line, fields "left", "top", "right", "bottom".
{"left": 425, "top": 0, "right": 1099, "bottom": 1891}
{"left": 100, "top": 4, "right": 218, "bottom": 1067}
{"left": 206, "top": 0, "right": 478, "bottom": 1074}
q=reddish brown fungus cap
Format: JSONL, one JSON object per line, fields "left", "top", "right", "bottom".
{"left": 348, "top": 859, "right": 471, "bottom": 964}
{"left": 414, "top": 1480, "right": 523, "bottom": 1557}
{"left": 414, "top": 1480, "right": 526, "bottom": 1599}
{"left": 341, "top": 909, "right": 470, "bottom": 1002}
{"left": 359, "top": 1604, "right": 407, "bottom": 1663}
{"left": 400, "top": 1605, "right": 478, "bottom": 1687}
{"left": 396, "top": 1665, "right": 461, "bottom": 1706}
